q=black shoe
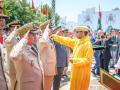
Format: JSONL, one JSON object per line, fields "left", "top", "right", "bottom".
{"left": 91, "top": 71, "right": 96, "bottom": 76}
{"left": 96, "top": 73, "right": 100, "bottom": 76}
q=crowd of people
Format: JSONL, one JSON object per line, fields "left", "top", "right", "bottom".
{"left": 91, "top": 29, "right": 120, "bottom": 76}
{"left": 0, "top": 13, "right": 120, "bottom": 90}
{"left": 0, "top": 16, "right": 70, "bottom": 90}
{"left": 0, "top": 10, "right": 94, "bottom": 90}
{"left": 0, "top": 2, "right": 120, "bottom": 90}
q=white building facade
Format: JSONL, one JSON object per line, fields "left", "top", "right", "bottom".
{"left": 77, "top": 8, "right": 120, "bottom": 31}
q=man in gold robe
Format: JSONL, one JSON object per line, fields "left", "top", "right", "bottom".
{"left": 51, "top": 25, "right": 94, "bottom": 90}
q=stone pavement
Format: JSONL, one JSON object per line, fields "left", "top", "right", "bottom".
{"left": 60, "top": 74, "right": 108, "bottom": 90}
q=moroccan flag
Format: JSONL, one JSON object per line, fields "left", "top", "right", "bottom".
{"left": 32, "top": 0, "right": 35, "bottom": 10}
{"left": 98, "top": 5, "right": 102, "bottom": 29}
{"left": 99, "top": 5, "right": 102, "bottom": 21}
{"left": 98, "top": 17, "right": 101, "bottom": 29}
{"left": 45, "top": 5, "right": 48, "bottom": 15}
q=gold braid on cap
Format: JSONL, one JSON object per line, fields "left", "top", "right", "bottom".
{"left": 39, "top": 20, "right": 50, "bottom": 31}
{"left": 16, "top": 22, "right": 33, "bottom": 36}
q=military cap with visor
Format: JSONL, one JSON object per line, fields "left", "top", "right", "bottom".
{"left": 39, "top": 20, "right": 50, "bottom": 31}
{"left": 7, "top": 20, "right": 20, "bottom": 27}
{"left": 0, "top": 14, "right": 8, "bottom": 19}
{"left": 16, "top": 22, "right": 34, "bottom": 36}
{"left": 62, "top": 28, "right": 68, "bottom": 32}
{"left": 52, "top": 26, "right": 61, "bottom": 33}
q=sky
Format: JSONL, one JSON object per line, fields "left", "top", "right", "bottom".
{"left": 28, "top": 0, "right": 120, "bottom": 22}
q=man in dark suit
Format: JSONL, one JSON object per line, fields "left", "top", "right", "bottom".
{"left": 53, "top": 26, "right": 68, "bottom": 90}
{"left": 100, "top": 33, "right": 112, "bottom": 72}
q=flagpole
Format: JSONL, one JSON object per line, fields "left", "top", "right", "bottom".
{"left": 40, "top": 2, "right": 43, "bottom": 24}
{"left": 97, "top": 4, "right": 102, "bottom": 31}
{"left": 51, "top": 0, "right": 56, "bottom": 27}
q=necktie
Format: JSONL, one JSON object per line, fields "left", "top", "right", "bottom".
{"left": 31, "top": 45, "right": 38, "bottom": 56}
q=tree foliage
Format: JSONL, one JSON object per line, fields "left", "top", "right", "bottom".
{"left": 4, "top": 0, "right": 60, "bottom": 26}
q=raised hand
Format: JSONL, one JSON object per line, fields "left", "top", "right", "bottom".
{"left": 42, "top": 24, "right": 52, "bottom": 40}
{"left": 24, "top": 30, "right": 30, "bottom": 40}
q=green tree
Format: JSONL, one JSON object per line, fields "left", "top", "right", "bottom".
{"left": 4, "top": 0, "right": 35, "bottom": 25}
{"left": 4, "top": 0, "right": 60, "bottom": 26}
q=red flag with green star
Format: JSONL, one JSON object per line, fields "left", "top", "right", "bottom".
{"left": 99, "top": 5, "right": 102, "bottom": 21}
{"left": 98, "top": 5, "right": 102, "bottom": 29}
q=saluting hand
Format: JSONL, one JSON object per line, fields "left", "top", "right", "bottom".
{"left": 24, "top": 31, "right": 30, "bottom": 40}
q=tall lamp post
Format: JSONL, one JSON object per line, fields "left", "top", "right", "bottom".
{"left": 51, "top": 0, "right": 56, "bottom": 27}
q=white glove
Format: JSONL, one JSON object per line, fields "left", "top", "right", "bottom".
{"left": 42, "top": 24, "right": 50, "bottom": 41}
{"left": 10, "top": 31, "right": 30, "bottom": 58}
